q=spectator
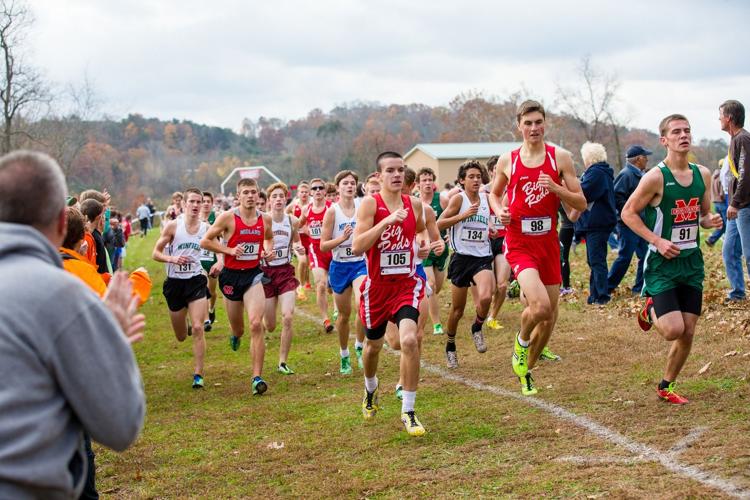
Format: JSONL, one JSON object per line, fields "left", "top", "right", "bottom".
{"left": 136, "top": 201, "right": 151, "bottom": 237}
{"left": 558, "top": 204, "right": 575, "bottom": 295}
{"left": 707, "top": 161, "right": 727, "bottom": 246}
{"left": 571, "top": 142, "right": 617, "bottom": 305}
{"left": 607, "top": 145, "right": 651, "bottom": 294}
{"left": 145, "top": 197, "right": 156, "bottom": 228}
{"left": 0, "top": 150, "right": 145, "bottom": 499}
{"left": 104, "top": 216, "right": 125, "bottom": 271}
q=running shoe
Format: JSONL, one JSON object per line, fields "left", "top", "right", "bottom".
{"left": 362, "top": 386, "right": 379, "bottom": 419}
{"left": 520, "top": 372, "right": 537, "bottom": 396}
{"left": 208, "top": 309, "right": 216, "bottom": 324}
{"left": 296, "top": 287, "right": 307, "bottom": 301}
{"left": 340, "top": 355, "right": 352, "bottom": 375}
{"left": 656, "top": 383, "right": 689, "bottom": 405}
{"left": 559, "top": 287, "right": 574, "bottom": 297}
{"left": 187, "top": 324, "right": 192, "bottom": 337}
{"left": 323, "top": 319, "right": 334, "bottom": 333}
{"left": 355, "top": 346, "right": 364, "bottom": 369}
{"left": 471, "top": 328, "right": 487, "bottom": 353}
{"left": 512, "top": 334, "right": 529, "bottom": 377}
{"left": 332, "top": 309, "right": 339, "bottom": 322}
{"left": 395, "top": 384, "right": 403, "bottom": 401}
{"left": 486, "top": 317, "right": 503, "bottom": 330}
{"left": 507, "top": 280, "right": 520, "bottom": 298}
{"left": 539, "top": 346, "right": 561, "bottom": 361}
{"left": 277, "top": 362, "right": 295, "bottom": 375}
{"left": 229, "top": 335, "right": 241, "bottom": 351}
{"left": 304, "top": 283, "right": 312, "bottom": 290}
{"left": 401, "top": 411, "right": 426, "bottom": 436}
{"left": 192, "top": 374, "right": 204, "bottom": 389}
{"left": 433, "top": 323, "right": 444, "bottom": 335}
{"left": 638, "top": 297, "right": 654, "bottom": 331}
{"left": 252, "top": 377, "right": 268, "bottom": 396}
{"left": 204, "top": 319, "right": 212, "bottom": 333}
{"left": 446, "top": 349, "right": 458, "bottom": 369}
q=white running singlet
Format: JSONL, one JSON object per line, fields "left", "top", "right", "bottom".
{"left": 167, "top": 219, "right": 208, "bottom": 279}
{"left": 266, "top": 214, "right": 293, "bottom": 267}
{"left": 331, "top": 199, "right": 364, "bottom": 263}
{"left": 449, "top": 191, "right": 491, "bottom": 257}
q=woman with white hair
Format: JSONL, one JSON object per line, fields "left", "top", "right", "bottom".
{"left": 571, "top": 142, "right": 617, "bottom": 305}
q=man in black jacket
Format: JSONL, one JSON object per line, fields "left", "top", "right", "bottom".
{"left": 607, "top": 145, "right": 651, "bottom": 294}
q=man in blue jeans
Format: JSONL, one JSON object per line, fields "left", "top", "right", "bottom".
{"left": 707, "top": 164, "right": 727, "bottom": 246}
{"left": 608, "top": 145, "right": 651, "bottom": 294}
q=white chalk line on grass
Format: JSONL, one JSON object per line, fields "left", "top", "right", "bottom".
{"left": 294, "top": 309, "right": 749, "bottom": 499}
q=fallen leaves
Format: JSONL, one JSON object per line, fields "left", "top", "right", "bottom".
{"left": 698, "top": 362, "right": 712, "bottom": 375}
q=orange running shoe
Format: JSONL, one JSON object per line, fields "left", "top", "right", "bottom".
{"left": 637, "top": 297, "right": 654, "bottom": 332}
{"left": 656, "top": 383, "right": 689, "bottom": 405}
{"left": 323, "top": 318, "right": 334, "bottom": 333}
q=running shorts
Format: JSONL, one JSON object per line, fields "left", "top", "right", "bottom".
{"left": 307, "top": 241, "right": 331, "bottom": 271}
{"left": 359, "top": 275, "right": 424, "bottom": 331}
{"left": 328, "top": 259, "right": 367, "bottom": 294}
{"left": 504, "top": 234, "right": 561, "bottom": 286}
{"left": 491, "top": 236, "right": 504, "bottom": 257}
{"left": 262, "top": 264, "right": 299, "bottom": 298}
{"left": 219, "top": 267, "right": 265, "bottom": 301}
{"left": 422, "top": 248, "right": 449, "bottom": 271}
{"left": 448, "top": 253, "right": 494, "bottom": 288}
{"left": 652, "top": 285, "right": 702, "bottom": 317}
{"left": 163, "top": 274, "right": 207, "bottom": 312}
{"left": 643, "top": 249, "right": 704, "bottom": 297}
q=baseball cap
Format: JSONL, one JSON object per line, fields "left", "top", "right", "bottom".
{"left": 626, "top": 145, "right": 652, "bottom": 158}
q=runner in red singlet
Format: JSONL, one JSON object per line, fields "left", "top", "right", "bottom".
{"left": 297, "top": 178, "right": 334, "bottom": 332}
{"left": 484, "top": 156, "right": 511, "bottom": 330}
{"left": 287, "top": 181, "right": 311, "bottom": 296}
{"left": 489, "top": 100, "right": 586, "bottom": 396}
{"left": 201, "top": 178, "right": 274, "bottom": 395}
{"left": 353, "top": 152, "right": 428, "bottom": 437}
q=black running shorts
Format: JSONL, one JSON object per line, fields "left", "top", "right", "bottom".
{"left": 219, "top": 267, "right": 265, "bottom": 302}
{"left": 448, "top": 253, "right": 494, "bottom": 288}
{"left": 163, "top": 275, "right": 208, "bottom": 312}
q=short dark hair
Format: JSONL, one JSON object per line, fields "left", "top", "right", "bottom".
{"left": 237, "top": 178, "right": 258, "bottom": 190}
{"left": 376, "top": 151, "right": 402, "bottom": 171}
{"left": 62, "top": 207, "right": 86, "bottom": 250}
{"left": 325, "top": 182, "right": 337, "bottom": 195}
{"left": 486, "top": 155, "right": 499, "bottom": 171}
{"left": 0, "top": 151, "right": 67, "bottom": 228}
{"left": 404, "top": 166, "right": 416, "bottom": 187}
{"left": 516, "top": 100, "right": 546, "bottom": 123}
{"left": 334, "top": 170, "right": 359, "bottom": 186}
{"left": 721, "top": 100, "right": 745, "bottom": 128}
{"left": 659, "top": 113, "right": 690, "bottom": 137}
{"left": 417, "top": 167, "right": 436, "bottom": 182}
{"left": 457, "top": 159, "right": 490, "bottom": 185}
{"left": 183, "top": 187, "right": 203, "bottom": 200}
{"left": 257, "top": 190, "right": 267, "bottom": 201}
{"left": 79, "top": 198, "right": 104, "bottom": 223}
{"left": 202, "top": 191, "right": 214, "bottom": 202}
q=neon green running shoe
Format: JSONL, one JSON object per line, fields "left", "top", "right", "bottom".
{"left": 539, "top": 346, "right": 561, "bottom": 361}
{"left": 508, "top": 280, "right": 520, "bottom": 298}
{"left": 395, "top": 384, "right": 403, "bottom": 401}
{"left": 433, "top": 323, "right": 444, "bottom": 335}
{"left": 229, "top": 335, "right": 241, "bottom": 352}
{"left": 362, "top": 386, "right": 379, "bottom": 419}
{"left": 520, "top": 372, "right": 538, "bottom": 396}
{"left": 277, "top": 362, "right": 295, "bottom": 375}
{"left": 355, "top": 346, "right": 364, "bottom": 369}
{"left": 340, "top": 355, "right": 352, "bottom": 375}
{"left": 332, "top": 309, "right": 339, "bottom": 322}
{"left": 401, "top": 411, "right": 426, "bottom": 436}
{"left": 512, "top": 334, "right": 529, "bottom": 377}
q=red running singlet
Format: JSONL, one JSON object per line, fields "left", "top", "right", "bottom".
{"left": 365, "top": 193, "right": 418, "bottom": 280}
{"left": 224, "top": 208, "right": 264, "bottom": 270}
{"left": 506, "top": 144, "right": 561, "bottom": 240}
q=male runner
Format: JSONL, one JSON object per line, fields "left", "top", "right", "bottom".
{"left": 484, "top": 156, "right": 511, "bottom": 330}
{"left": 320, "top": 171, "right": 367, "bottom": 374}
{"left": 298, "top": 178, "right": 334, "bottom": 332}
{"left": 417, "top": 167, "right": 449, "bottom": 335}
{"left": 257, "top": 190, "right": 268, "bottom": 212}
{"left": 438, "top": 160, "right": 495, "bottom": 368}
{"left": 623, "top": 114, "right": 721, "bottom": 404}
{"left": 364, "top": 173, "right": 382, "bottom": 196}
{"left": 262, "top": 182, "right": 306, "bottom": 375}
{"left": 200, "top": 179, "right": 274, "bottom": 395}
{"left": 353, "top": 152, "right": 428, "bottom": 436}
{"left": 287, "top": 182, "right": 312, "bottom": 297}
{"left": 200, "top": 191, "right": 222, "bottom": 331}
{"left": 152, "top": 188, "right": 209, "bottom": 389}
{"left": 489, "top": 100, "right": 586, "bottom": 395}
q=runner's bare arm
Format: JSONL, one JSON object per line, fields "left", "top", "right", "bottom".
{"left": 544, "top": 150, "right": 587, "bottom": 212}
{"left": 489, "top": 153, "right": 511, "bottom": 217}
{"left": 262, "top": 213, "right": 275, "bottom": 259}
{"left": 285, "top": 201, "right": 296, "bottom": 215}
{"left": 151, "top": 221, "right": 184, "bottom": 264}
{"left": 319, "top": 207, "right": 347, "bottom": 253}
{"left": 291, "top": 215, "right": 306, "bottom": 254}
{"left": 423, "top": 203, "right": 445, "bottom": 256}
{"left": 437, "top": 192, "right": 476, "bottom": 231}
{"left": 699, "top": 165, "right": 723, "bottom": 230}
{"left": 352, "top": 196, "right": 405, "bottom": 255}
{"left": 200, "top": 211, "right": 237, "bottom": 256}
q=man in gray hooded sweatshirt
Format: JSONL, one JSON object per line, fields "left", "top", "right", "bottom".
{"left": 0, "top": 151, "right": 145, "bottom": 499}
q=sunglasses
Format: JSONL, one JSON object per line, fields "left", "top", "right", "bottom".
{"left": 310, "top": 186, "right": 325, "bottom": 191}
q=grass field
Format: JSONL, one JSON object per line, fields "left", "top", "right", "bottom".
{"left": 96, "top": 231, "right": 750, "bottom": 498}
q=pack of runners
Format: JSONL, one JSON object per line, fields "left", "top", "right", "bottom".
{"left": 148, "top": 100, "right": 720, "bottom": 437}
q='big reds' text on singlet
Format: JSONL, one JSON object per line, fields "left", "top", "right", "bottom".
{"left": 507, "top": 144, "right": 561, "bottom": 239}
{"left": 331, "top": 199, "right": 364, "bottom": 262}
{"left": 265, "top": 214, "right": 293, "bottom": 267}
{"left": 225, "top": 208, "right": 264, "bottom": 270}
{"left": 365, "top": 194, "right": 417, "bottom": 280}
{"left": 167, "top": 218, "right": 208, "bottom": 279}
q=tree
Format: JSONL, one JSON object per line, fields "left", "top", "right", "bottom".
{"left": 0, "top": 0, "right": 50, "bottom": 153}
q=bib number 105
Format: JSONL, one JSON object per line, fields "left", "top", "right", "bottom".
{"left": 380, "top": 251, "right": 410, "bottom": 275}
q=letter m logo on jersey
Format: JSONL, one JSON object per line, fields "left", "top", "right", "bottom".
{"left": 671, "top": 198, "right": 700, "bottom": 223}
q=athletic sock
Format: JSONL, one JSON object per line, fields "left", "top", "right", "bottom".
{"left": 658, "top": 379, "right": 672, "bottom": 391}
{"left": 472, "top": 315, "right": 486, "bottom": 333}
{"left": 354, "top": 340, "right": 364, "bottom": 350}
{"left": 517, "top": 334, "right": 530, "bottom": 348}
{"left": 446, "top": 334, "right": 456, "bottom": 352}
{"left": 401, "top": 390, "right": 416, "bottom": 413}
{"left": 365, "top": 376, "right": 378, "bottom": 393}
{"left": 209, "top": 307, "right": 215, "bottom": 314}
{"left": 340, "top": 348, "right": 350, "bottom": 358}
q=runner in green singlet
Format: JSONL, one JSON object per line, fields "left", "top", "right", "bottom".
{"left": 417, "top": 167, "right": 449, "bottom": 335}
{"left": 621, "top": 113, "right": 722, "bottom": 405}
{"left": 200, "top": 191, "right": 222, "bottom": 330}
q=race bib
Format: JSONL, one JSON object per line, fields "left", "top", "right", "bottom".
{"left": 491, "top": 214, "right": 505, "bottom": 230}
{"left": 174, "top": 261, "right": 194, "bottom": 274}
{"left": 199, "top": 248, "right": 214, "bottom": 261}
{"left": 339, "top": 244, "right": 357, "bottom": 261}
{"left": 461, "top": 227, "right": 487, "bottom": 242}
{"left": 268, "top": 246, "right": 290, "bottom": 265}
{"left": 521, "top": 216, "right": 551, "bottom": 235}
{"left": 671, "top": 223, "right": 698, "bottom": 249}
{"left": 380, "top": 250, "right": 411, "bottom": 275}
{"left": 309, "top": 225, "right": 322, "bottom": 239}
{"left": 237, "top": 242, "right": 260, "bottom": 261}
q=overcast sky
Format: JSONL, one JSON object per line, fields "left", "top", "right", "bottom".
{"left": 28, "top": 0, "right": 748, "bottom": 141}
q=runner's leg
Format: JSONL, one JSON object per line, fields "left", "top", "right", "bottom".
{"left": 243, "top": 283, "right": 267, "bottom": 378}
{"left": 278, "top": 291, "right": 296, "bottom": 366}
{"left": 169, "top": 308, "right": 189, "bottom": 341}
{"left": 527, "top": 284, "right": 559, "bottom": 370}
{"left": 312, "top": 267, "right": 329, "bottom": 322}
{"left": 187, "top": 298, "right": 208, "bottom": 376}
